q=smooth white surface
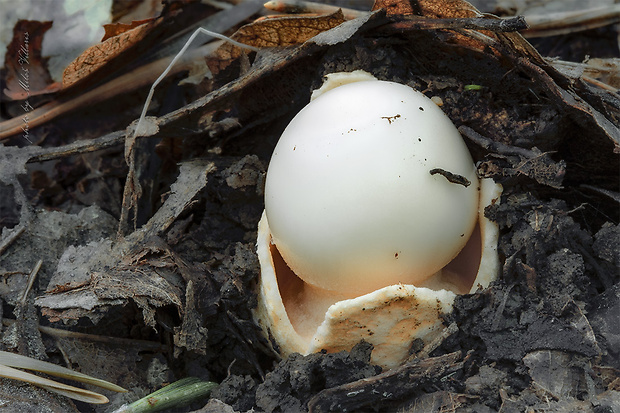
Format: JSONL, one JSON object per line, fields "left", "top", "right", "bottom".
{"left": 265, "top": 80, "right": 479, "bottom": 295}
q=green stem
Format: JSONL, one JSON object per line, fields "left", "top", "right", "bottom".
{"left": 122, "top": 377, "right": 218, "bottom": 413}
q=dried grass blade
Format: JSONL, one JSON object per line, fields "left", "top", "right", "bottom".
{"left": 0, "top": 351, "right": 126, "bottom": 392}
{"left": 0, "top": 364, "right": 109, "bottom": 404}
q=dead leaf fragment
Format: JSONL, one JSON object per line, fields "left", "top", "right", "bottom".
{"left": 372, "top": 0, "right": 480, "bottom": 18}
{"left": 235, "top": 10, "right": 346, "bottom": 47}
{"left": 523, "top": 350, "right": 592, "bottom": 400}
{"left": 102, "top": 19, "right": 154, "bottom": 41}
{"left": 210, "top": 10, "right": 346, "bottom": 74}
{"left": 416, "top": 0, "right": 480, "bottom": 18}
{"left": 36, "top": 160, "right": 216, "bottom": 329}
{"left": 62, "top": 18, "right": 158, "bottom": 88}
{"left": 371, "top": 0, "right": 414, "bottom": 16}
{"left": 514, "top": 152, "right": 566, "bottom": 189}
{"left": 3, "top": 20, "right": 60, "bottom": 100}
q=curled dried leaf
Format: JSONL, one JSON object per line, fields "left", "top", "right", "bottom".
{"left": 209, "top": 10, "right": 346, "bottom": 74}
{"left": 102, "top": 19, "right": 154, "bottom": 41}
{"left": 234, "top": 10, "right": 346, "bottom": 47}
{"left": 414, "top": 0, "right": 481, "bottom": 18}
{"left": 371, "top": 0, "right": 414, "bottom": 16}
{"left": 372, "top": 0, "right": 480, "bottom": 18}
{"left": 62, "top": 18, "right": 159, "bottom": 88}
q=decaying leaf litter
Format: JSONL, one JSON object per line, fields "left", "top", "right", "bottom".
{"left": 0, "top": 0, "right": 618, "bottom": 411}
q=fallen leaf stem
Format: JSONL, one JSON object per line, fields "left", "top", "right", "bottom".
{"left": 0, "top": 364, "right": 110, "bottom": 404}
{"left": 2, "top": 318, "right": 168, "bottom": 352}
{"left": 117, "top": 377, "right": 218, "bottom": 413}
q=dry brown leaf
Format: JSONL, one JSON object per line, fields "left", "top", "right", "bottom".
{"left": 233, "top": 11, "right": 346, "bottom": 47}
{"left": 371, "top": 0, "right": 414, "bottom": 16}
{"left": 415, "top": 0, "right": 480, "bottom": 18}
{"left": 101, "top": 18, "right": 155, "bottom": 41}
{"left": 62, "top": 18, "right": 159, "bottom": 88}
{"left": 3, "top": 20, "right": 61, "bottom": 100}
{"left": 372, "top": 0, "right": 480, "bottom": 18}
{"left": 373, "top": 0, "right": 497, "bottom": 57}
{"left": 209, "top": 10, "right": 346, "bottom": 75}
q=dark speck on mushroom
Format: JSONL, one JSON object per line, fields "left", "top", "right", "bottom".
{"left": 419, "top": 107, "right": 424, "bottom": 111}
{"left": 381, "top": 114, "right": 401, "bottom": 124}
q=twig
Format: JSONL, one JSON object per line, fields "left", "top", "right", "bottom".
{"left": 307, "top": 352, "right": 464, "bottom": 413}
{"left": 491, "top": 283, "right": 516, "bottom": 330}
{"left": 523, "top": 4, "right": 620, "bottom": 38}
{"left": 413, "top": 322, "right": 459, "bottom": 359}
{"left": 2, "top": 318, "right": 168, "bottom": 352}
{"left": 27, "top": 130, "right": 126, "bottom": 163}
{"left": 0, "top": 225, "right": 26, "bottom": 257}
{"left": 20, "top": 260, "right": 42, "bottom": 305}
{"left": 458, "top": 125, "right": 537, "bottom": 157}
{"left": 388, "top": 15, "right": 528, "bottom": 33}
{"left": 580, "top": 184, "right": 620, "bottom": 203}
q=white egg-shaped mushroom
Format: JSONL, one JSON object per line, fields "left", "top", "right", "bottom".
{"left": 254, "top": 71, "right": 502, "bottom": 369}
{"left": 265, "top": 75, "right": 479, "bottom": 296}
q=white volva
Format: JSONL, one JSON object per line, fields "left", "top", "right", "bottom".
{"left": 264, "top": 79, "right": 479, "bottom": 296}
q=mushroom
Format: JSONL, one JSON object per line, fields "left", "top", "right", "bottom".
{"left": 253, "top": 71, "right": 502, "bottom": 369}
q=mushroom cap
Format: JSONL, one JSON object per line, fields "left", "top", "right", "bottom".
{"left": 265, "top": 80, "right": 479, "bottom": 296}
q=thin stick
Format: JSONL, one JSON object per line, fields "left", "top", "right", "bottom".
{"left": 2, "top": 318, "right": 168, "bottom": 352}
{"left": 412, "top": 322, "right": 459, "bottom": 360}
{"left": 523, "top": 4, "right": 620, "bottom": 38}
{"left": 580, "top": 184, "right": 620, "bottom": 203}
{"left": 20, "top": 260, "right": 42, "bottom": 305}
{"left": 459, "top": 125, "right": 537, "bottom": 158}
{"left": 27, "top": 130, "right": 126, "bottom": 163}
{"left": 390, "top": 15, "right": 528, "bottom": 33}
{"left": 0, "top": 225, "right": 26, "bottom": 257}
